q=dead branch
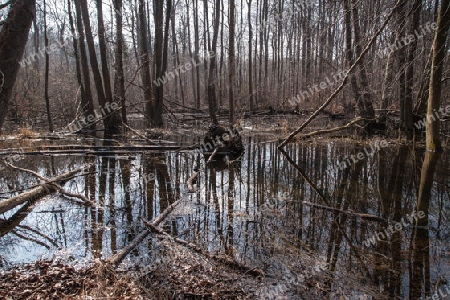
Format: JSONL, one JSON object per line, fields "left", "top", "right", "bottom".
{"left": 297, "top": 117, "right": 366, "bottom": 140}
{"left": 278, "top": 148, "right": 329, "bottom": 205}
{"left": 4, "top": 162, "right": 96, "bottom": 207}
{"left": 278, "top": 0, "right": 402, "bottom": 148}
{"left": 0, "top": 165, "right": 91, "bottom": 214}
{"left": 106, "top": 198, "right": 182, "bottom": 266}
{"left": 302, "top": 201, "right": 386, "bottom": 222}
{"left": 142, "top": 219, "right": 265, "bottom": 278}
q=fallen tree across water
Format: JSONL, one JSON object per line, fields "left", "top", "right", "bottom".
{"left": 0, "top": 164, "right": 92, "bottom": 214}
{"left": 142, "top": 218, "right": 265, "bottom": 278}
{"left": 106, "top": 198, "right": 183, "bottom": 266}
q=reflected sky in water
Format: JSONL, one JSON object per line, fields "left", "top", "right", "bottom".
{"left": 0, "top": 138, "right": 449, "bottom": 298}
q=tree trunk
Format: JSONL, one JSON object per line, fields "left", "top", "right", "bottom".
{"left": 112, "top": 0, "right": 125, "bottom": 131}
{"left": 0, "top": 0, "right": 36, "bottom": 130}
{"left": 247, "top": 0, "right": 254, "bottom": 112}
{"left": 73, "top": 0, "right": 95, "bottom": 131}
{"left": 96, "top": 0, "right": 120, "bottom": 135}
{"left": 426, "top": 0, "right": 450, "bottom": 152}
{"left": 43, "top": 0, "right": 53, "bottom": 132}
{"left": 150, "top": 0, "right": 166, "bottom": 128}
{"left": 78, "top": 0, "right": 107, "bottom": 108}
{"left": 404, "top": 0, "right": 422, "bottom": 140}
{"left": 206, "top": 0, "right": 220, "bottom": 125}
{"left": 396, "top": 0, "right": 407, "bottom": 138}
{"left": 139, "top": 0, "right": 153, "bottom": 129}
{"left": 351, "top": 0, "right": 375, "bottom": 120}
{"left": 228, "top": 0, "right": 235, "bottom": 124}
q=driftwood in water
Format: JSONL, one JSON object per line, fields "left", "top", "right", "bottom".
{"left": 0, "top": 145, "right": 183, "bottom": 156}
{"left": 142, "top": 219, "right": 265, "bottom": 278}
{"left": 0, "top": 165, "right": 91, "bottom": 214}
{"left": 107, "top": 198, "right": 182, "bottom": 266}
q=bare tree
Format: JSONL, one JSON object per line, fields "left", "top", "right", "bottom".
{"left": 228, "top": 0, "right": 235, "bottom": 124}
{"left": 0, "top": 0, "right": 36, "bottom": 130}
{"left": 426, "top": 0, "right": 450, "bottom": 151}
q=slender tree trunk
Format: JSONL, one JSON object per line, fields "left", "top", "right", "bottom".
{"left": 206, "top": 0, "right": 220, "bottom": 125}
{"left": 0, "top": 0, "right": 36, "bottom": 130}
{"left": 43, "top": 0, "right": 53, "bottom": 132}
{"left": 396, "top": 0, "right": 407, "bottom": 137}
{"left": 193, "top": 0, "right": 201, "bottom": 110}
{"left": 171, "top": 4, "right": 185, "bottom": 106}
{"left": 68, "top": 0, "right": 87, "bottom": 123}
{"left": 229, "top": 0, "right": 235, "bottom": 124}
{"left": 351, "top": 0, "right": 375, "bottom": 120}
{"left": 139, "top": 0, "right": 153, "bottom": 127}
{"left": 79, "top": 0, "right": 107, "bottom": 111}
{"left": 112, "top": 0, "right": 125, "bottom": 131}
{"left": 426, "top": 0, "right": 450, "bottom": 152}
{"left": 247, "top": 0, "right": 254, "bottom": 112}
{"left": 73, "top": 0, "right": 95, "bottom": 131}
{"left": 405, "top": 0, "right": 422, "bottom": 139}
{"left": 150, "top": 0, "right": 171, "bottom": 128}
{"left": 343, "top": 0, "right": 360, "bottom": 111}
{"left": 96, "top": 0, "right": 118, "bottom": 134}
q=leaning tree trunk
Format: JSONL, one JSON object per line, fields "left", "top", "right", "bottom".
{"left": 0, "top": 0, "right": 36, "bottom": 130}
{"left": 426, "top": 0, "right": 450, "bottom": 152}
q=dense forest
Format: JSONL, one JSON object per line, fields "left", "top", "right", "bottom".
{"left": 0, "top": 0, "right": 449, "bottom": 298}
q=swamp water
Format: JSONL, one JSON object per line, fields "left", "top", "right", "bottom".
{"left": 0, "top": 138, "right": 449, "bottom": 299}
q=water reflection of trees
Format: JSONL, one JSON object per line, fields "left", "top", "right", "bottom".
{"left": 0, "top": 140, "right": 448, "bottom": 298}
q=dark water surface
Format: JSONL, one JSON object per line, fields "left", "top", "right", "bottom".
{"left": 0, "top": 137, "right": 449, "bottom": 299}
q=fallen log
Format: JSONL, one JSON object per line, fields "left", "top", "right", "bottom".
{"left": 296, "top": 117, "right": 366, "bottom": 140}
{"left": 0, "top": 165, "right": 91, "bottom": 214}
{"left": 142, "top": 219, "right": 265, "bottom": 278}
{"left": 302, "top": 201, "right": 386, "bottom": 222}
{"left": 106, "top": 198, "right": 182, "bottom": 266}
